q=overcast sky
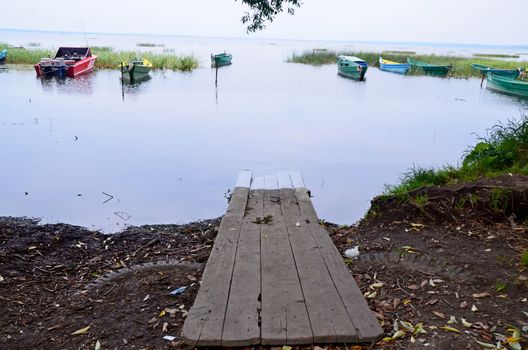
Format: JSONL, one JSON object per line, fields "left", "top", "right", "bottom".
{"left": 3, "top": 0, "right": 526, "bottom": 45}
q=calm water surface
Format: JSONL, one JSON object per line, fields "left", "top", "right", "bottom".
{"left": 1, "top": 32, "right": 528, "bottom": 231}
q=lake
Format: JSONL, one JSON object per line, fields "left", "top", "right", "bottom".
{"left": 1, "top": 30, "right": 527, "bottom": 232}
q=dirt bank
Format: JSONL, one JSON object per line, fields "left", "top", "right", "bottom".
{"left": 1, "top": 176, "right": 527, "bottom": 349}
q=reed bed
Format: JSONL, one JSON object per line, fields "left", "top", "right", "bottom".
{"left": 382, "top": 50, "right": 416, "bottom": 55}
{"left": 474, "top": 53, "right": 520, "bottom": 58}
{"left": 137, "top": 42, "right": 165, "bottom": 47}
{"left": 0, "top": 43, "right": 198, "bottom": 71}
{"left": 288, "top": 49, "right": 527, "bottom": 77}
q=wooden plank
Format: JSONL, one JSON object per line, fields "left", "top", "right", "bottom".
{"left": 294, "top": 188, "right": 384, "bottom": 342}
{"left": 264, "top": 174, "right": 278, "bottom": 190}
{"left": 221, "top": 189, "right": 263, "bottom": 346}
{"left": 280, "top": 188, "right": 358, "bottom": 343}
{"left": 277, "top": 171, "right": 293, "bottom": 189}
{"left": 182, "top": 187, "right": 249, "bottom": 346}
{"left": 260, "top": 189, "right": 313, "bottom": 345}
{"left": 289, "top": 171, "right": 305, "bottom": 189}
{"left": 251, "top": 176, "right": 265, "bottom": 189}
{"left": 235, "top": 170, "right": 252, "bottom": 188}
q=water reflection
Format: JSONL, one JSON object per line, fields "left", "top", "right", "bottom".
{"left": 39, "top": 73, "right": 95, "bottom": 95}
{"left": 1, "top": 42, "right": 528, "bottom": 232}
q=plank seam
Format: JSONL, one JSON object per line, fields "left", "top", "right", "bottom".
{"left": 219, "top": 191, "right": 249, "bottom": 344}
{"left": 279, "top": 189, "right": 315, "bottom": 344}
{"left": 296, "top": 190, "right": 364, "bottom": 340}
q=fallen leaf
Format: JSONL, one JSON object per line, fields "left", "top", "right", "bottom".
{"left": 282, "top": 346, "right": 292, "bottom": 350}
{"left": 433, "top": 311, "right": 445, "bottom": 319}
{"left": 400, "top": 321, "right": 414, "bottom": 332}
{"left": 143, "top": 294, "right": 150, "bottom": 302}
{"left": 461, "top": 318, "right": 472, "bottom": 327}
{"left": 369, "top": 282, "right": 384, "bottom": 289}
{"left": 460, "top": 301, "right": 468, "bottom": 309}
{"left": 71, "top": 325, "right": 91, "bottom": 336}
{"left": 471, "top": 304, "right": 478, "bottom": 312}
{"left": 440, "top": 326, "right": 461, "bottom": 333}
{"left": 407, "top": 284, "right": 420, "bottom": 290}
{"left": 472, "top": 292, "right": 491, "bottom": 299}
{"left": 159, "top": 310, "right": 166, "bottom": 317}
{"left": 392, "top": 330, "right": 406, "bottom": 339}
{"left": 94, "top": 340, "right": 101, "bottom": 350}
{"left": 474, "top": 340, "right": 497, "bottom": 349}
{"left": 447, "top": 315, "right": 457, "bottom": 324}
{"left": 162, "top": 322, "right": 168, "bottom": 332}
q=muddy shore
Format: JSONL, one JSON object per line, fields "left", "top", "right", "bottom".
{"left": 1, "top": 176, "right": 527, "bottom": 349}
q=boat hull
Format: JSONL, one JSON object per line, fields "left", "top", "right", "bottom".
{"left": 211, "top": 53, "right": 232, "bottom": 67}
{"left": 0, "top": 49, "right": 6, "bottom": 64}
{"left": 35, "top": 48, "right": 97, "bottom": 78}
{"left": 486, "top": 74, "right": 528, "bottom": 98}
{"left": 379, "top": 58, "right": 410, "bottom": 74}
{"left": 337, "top": 55, "right": 368, "bottom": 81}
{"left": 66, "top": 56, "right": 97, "bottom": 77}
{"left": 472, "top": 64, "right": 520, "bottom": 79}
{"left": 408, "top": 58, "right": 451, "bottom": 76}
{"left": 122, "top": 63, "right": 151, "bottom": 82}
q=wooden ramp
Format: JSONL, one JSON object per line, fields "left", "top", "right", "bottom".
{"left": 182, "top": 171, "right": 384, "bottom": 346}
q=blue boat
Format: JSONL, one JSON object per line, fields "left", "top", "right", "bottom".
{"left": 0, "top": 49, "right": 6, "bottom": 64}
{"left": 379, "top": 57, "right": 410, "bottom": 74}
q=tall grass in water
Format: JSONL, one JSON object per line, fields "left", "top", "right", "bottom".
{"left": 384, "top": 114, "right": 528, "bottom": 196}
{"left": 0, "top": 42, "right": 198, "bottom": 71}
{"left": 288, "top": 49, "right": 527, "bottom": 77}
{"left": 0, "top": 43, "right": 53, "bottom": 64}
{"left": 137, "top": 42, "right": 165, "bottom": 47}
{"left": 474, "top": 53, "right": 520, "bottom": 59}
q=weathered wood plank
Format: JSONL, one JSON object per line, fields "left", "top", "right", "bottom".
{"left": 278, "top": 171, "right": 293, "bottom": 189}
{"left": 235, "top": 170, "right": 252, "bottom": 188}
{"left": 251, "top": 176, "right": 265, "bottom": 189}
{"left": 294, "top": 188, "right": 384, "bottom": 342}
{"left": 289, "top": 171, "right": 305, "bottom": 189}
{"left": 260, "top": 189, "right": 313, "bottom": 345}
{"left": 280, "top": 188, "right": 358, "bottom": 343}
{"left": 221, "top": 189, "right": 264, "bottom": 346}
{"left": 182, "top": 187, "right": 249, "bottom": 346}
{"left": 264, "top": 174, "right": 278, "bottom": 190}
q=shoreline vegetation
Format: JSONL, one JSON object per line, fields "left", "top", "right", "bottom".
{"left": 381, "top": 113, "right": 528, "bottom": 200}
{"left": 0, "top": 43, "right": 198, "bottom": 71}
{"left": 289, "top": 49, "right": 527, "bottom": 78}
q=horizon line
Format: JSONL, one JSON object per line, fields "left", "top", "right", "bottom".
{"left": 1, "top": 27, "right": 527, "bottom": 49}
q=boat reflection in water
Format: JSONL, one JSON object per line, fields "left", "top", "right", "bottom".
{"left": 39, "top": 73, "right": 95, "bottom": 95}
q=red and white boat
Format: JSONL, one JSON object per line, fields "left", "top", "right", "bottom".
{"left": 35, "top": 47, "right": 97, "bottom": 78}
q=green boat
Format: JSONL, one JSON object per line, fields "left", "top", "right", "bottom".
{"left": 471, "top": 63, "right": 521, "bottom": 79}
{"left": 407, "top": 57, "right": 451, "bottom": 76}
{"left": 337, "top": 55, "right": 368, "bottom": 81}
{"left": 486, "top": 73, "right": 528, "bottom": 98}
{"left": 121, "top": 58, "right": 152, "bottom": 82}
{"left": 211, "top": 52, "right": 232, "bottom": 67}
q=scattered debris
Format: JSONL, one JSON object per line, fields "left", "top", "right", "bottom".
{"left": 169, "top": 286, "right": 187, "bottom": 296}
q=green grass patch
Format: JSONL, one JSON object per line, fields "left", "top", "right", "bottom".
{"left": 384, "top": 114, "right": 528, "bottom": 196}
{"left": 0, "top": 42, "right": 198, "bottom": 71}
{"left": 288, "top": 49, "right": 527, "bottom": 77}
{"left": 473, "top": 53, "right": 520, "bottom": 59}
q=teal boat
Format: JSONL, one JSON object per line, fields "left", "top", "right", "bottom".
{"left": 486, "top": 73, "right": 528, "bottom": 98}
{"left": 407, "top": 57, "right": 451, "bottom": 76}
{"left": 471, "top": 63, "right": 521, "bottom": 79}
{"left": 337, "top": 55, "right": 368, "bottom": 81}
{"left": 211, "top": 52, "right": 232, "bottom": 67}
{"left": 0, "top": 49, "right": 6, "bottom": 64}
{"left": 121, "top": 58, "right": 152, "bottom": 82}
